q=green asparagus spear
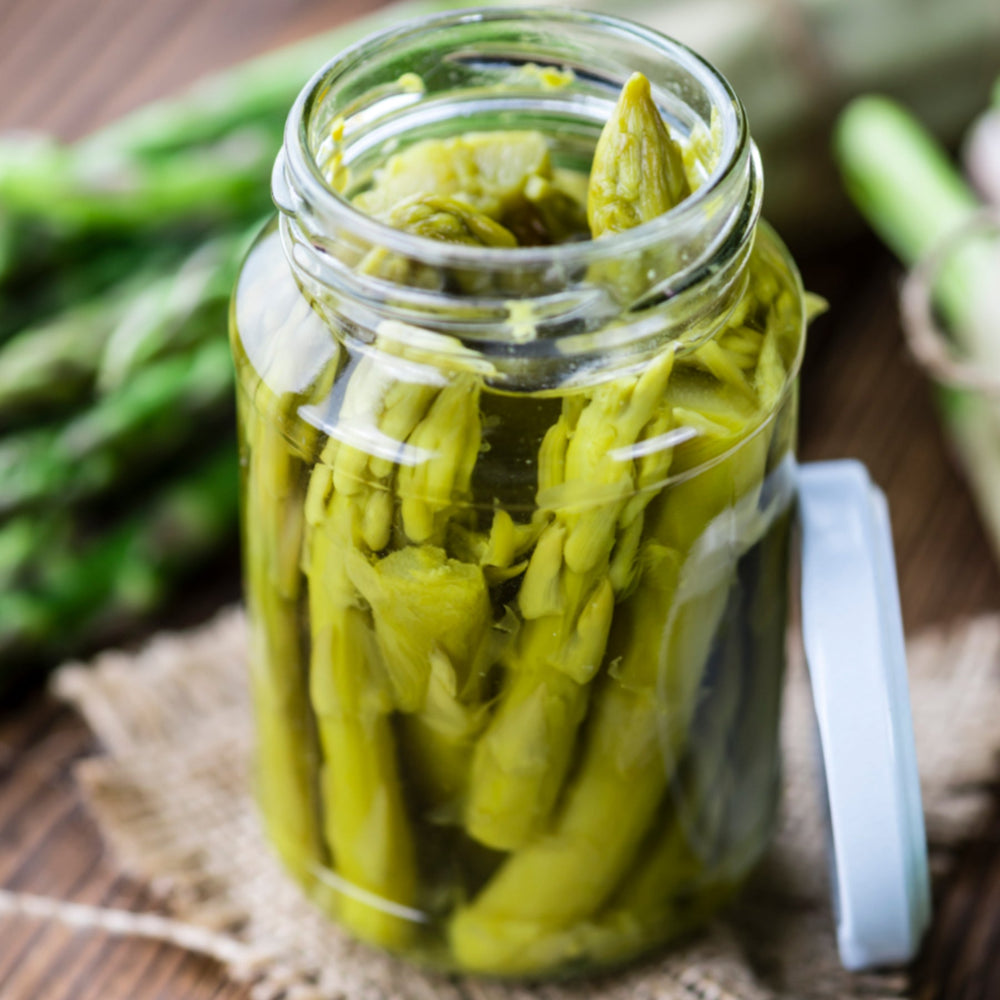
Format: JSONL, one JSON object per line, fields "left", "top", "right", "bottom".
{"left": 0, "top": 513, "right": 65, "bottom": 591}
{"left": 464, "top": 350, "right": 676, "bottom": 850}
{"left": 0, "top": 445, "right": 239, "bottom": 673}
{"left": 836, "top": 97, "right": 1000, "bottom": 563}
{"left": 463, "top": 74, "right": 688, "bottom": 852}
{"left": 232, "top": 221, "right": 351, "bottom": 893}
{"left": 587, "top": 73, "right": 690, "bottom": 237}
{"left": 78, "top": 1, "right": 457, "bottom": 162}
{"left": 835, "top": 96, "right": 980, "bottom": 272}
{"left": 306, "top": 439, "right": 420, "bottom": 948}
{"left": 0, "top": 230, "right": 249, "bottom": 423}
{"left": 0, "top": 273, "right": 152, "bottom": 423}
{"left": 0, "top": 231, "right": 185, "bottom": 344}
{"left": 0, "top": 336, "right": 233, "bottom": 517}
{"left": 242, "top": 392, "right": 327, "bottom": 886}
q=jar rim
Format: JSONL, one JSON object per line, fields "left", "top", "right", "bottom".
{"left": 280, "top": 5, "right": 752, "bottom": 274}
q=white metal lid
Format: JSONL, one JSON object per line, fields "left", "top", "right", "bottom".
{"left": 797, "top": 460, "right": 931, "bottom": 971}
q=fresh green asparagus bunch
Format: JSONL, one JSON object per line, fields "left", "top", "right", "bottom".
{"left": 236, "top": 67, "right": 804, "bottom": 976}
{"left": 0, "top": 445, "right": 239, "bottom": 689}
{"left": 0, "top": 9, "right": 472, "bottom": 683}
{"left": 0, "top": 217, "right": 255, "bottom": 686}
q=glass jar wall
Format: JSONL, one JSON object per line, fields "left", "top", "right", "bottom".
{"left": 230, "top": 9, "right": 807, "bottom": 979}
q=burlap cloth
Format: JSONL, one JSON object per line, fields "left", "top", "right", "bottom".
{"left": 48, "top": 607, "right": 1000, "bottom": 1000}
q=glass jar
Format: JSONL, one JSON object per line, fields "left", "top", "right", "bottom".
{"left": 230, "top": 8, "right": 806, "bottom": 979}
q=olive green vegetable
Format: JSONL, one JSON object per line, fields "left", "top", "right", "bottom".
{"left": 464, "top": 350, "right": 676, "bottom": 850}
{"left": 0, "top": 336, "right": 234, "bottom": 518}
{"left": 0, "top": 230, "right": 249, "bottom": 423}
{"left": 0, "top": 445, "right": 238, "bottom": 673}
{"left": 463, "top": 76, "right": 691, "bottom": 852}
{"left": 587, "top": 73, "right": 690, "bottom": 237}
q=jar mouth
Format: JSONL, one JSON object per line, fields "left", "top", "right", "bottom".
{"left": 279, "top": 6, "right": 753, "bottom": 276}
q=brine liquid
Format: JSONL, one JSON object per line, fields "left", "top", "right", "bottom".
{"left": 237, "top": 373, "right": 793, "bottom": 975}
{"left": 232, "top": 222, "right": 802, "bottom": 977}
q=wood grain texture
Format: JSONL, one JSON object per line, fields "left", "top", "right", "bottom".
{"left": 0, "top": 1, "right": 998, "bottom": 997}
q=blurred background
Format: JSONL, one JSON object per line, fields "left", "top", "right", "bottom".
{"left": 0, "top": 0, "right": 998, "bottom": 997}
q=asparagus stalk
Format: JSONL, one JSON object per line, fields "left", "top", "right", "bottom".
{"left": 0, "top": 336, "right": 234, "bottom": 517}
{"left": 835, "top": 97, "right": 981, "bottom": 272}
{"left": 0, "top": 233, "right": 182, "bottom": 346}
{"left": 0, "top": 273, "right": 151, "bottom": 423}
{"left": 586, "top": 74, "right": 690, "bottom": 236}
{"left": 242, "top": 390, "right": 327, "bottom": 886}
{"left": 232, "top": 221, "right": 351, "bottom": 893}
{"left": 305, "top": 437, "right": 420, "bottom": 949}
{"left": 0, "top": 513, "right": 66, "bottom": 592}
{"left": 0, "top": 445, "right": 238, "bottom": 673}
{"left": 835, "top": 96, "right": 1000, "bottom": 557}
{"left": 0, "top": 132, "right": 273, "bottom": 232}
{"left": 0, "top": 229, "right": 249, "bottom": 423}
{"left": 451, "top": 231, "right": 797, "bottom": 970}
{"left": 463, "top": 74, "right": 687, "bottom": 853}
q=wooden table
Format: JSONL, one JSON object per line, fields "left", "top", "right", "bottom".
{"left": 1, "top": 2, "right": 999, "bottom": 997}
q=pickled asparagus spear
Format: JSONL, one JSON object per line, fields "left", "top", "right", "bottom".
{"left": 452, "top": 254, "right": 795, "bottom": 968}
{"left": 234, "top": 235, "right": 342, "bottom": 890}
{"left": 587, "top": 73, "right": 690, "bottom": 237}
{"left": 303, "top": 306, "right": 489, "bottom": 939}
{"left": 450, "top": 422, "right": 780, "bottom": 971}
{"left": 463, "top": 72, "right": 689, "bottom": 852}
{"left": 243, "top": 395, "right": 326, "bottom": 885}
{"left": 452, "top": 567, "right": 750, "bottom": 975}
{"left": 465, "top": 350, "right": 676, "bottom": 849}
{"left": 304, "top": 354, "right": 426, "bottom": 947}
